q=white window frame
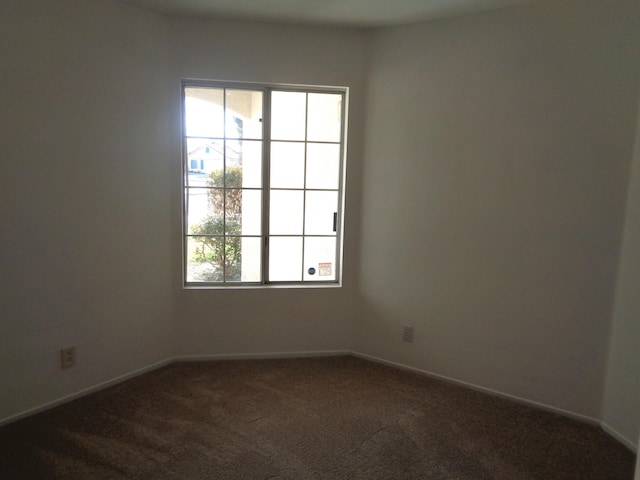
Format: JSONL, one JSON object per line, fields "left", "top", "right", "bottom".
{"left": 181, "top": 80, "right": 348, "bottom": 288}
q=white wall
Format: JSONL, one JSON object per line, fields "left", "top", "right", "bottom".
{"left": 355, "top": 0, "right": 640, "bottom": 419}
{"left": 0, "top": 0, "right": 174, "bottom": 421}
{"left": 603, "top": 85, "right": 640, "bottom": 446}
{"left": 167, "top": 17, "right": 367, "bottom": 358}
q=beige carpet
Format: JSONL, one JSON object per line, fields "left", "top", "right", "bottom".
{"left": 0, "top": 356, "right": 635, "bottom": 479}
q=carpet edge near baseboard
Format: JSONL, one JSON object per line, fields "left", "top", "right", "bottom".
{"left": 173, "top": 349, "right": 351, "bottom": 362}
{"left": 2, "top": 349, "right": 637, "bottom": 454}
{"left": 0, "top": 358, "right": 173, "bottom": 428}
{"left": 349, "top": 351, "right": 637, "bottom": 453}
{"left": 0, "top": 350, "right": 349, "bottom": 428}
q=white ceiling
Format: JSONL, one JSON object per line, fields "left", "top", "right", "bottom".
{"left": 120, "top": 0, "right": 549, "bottom": 28}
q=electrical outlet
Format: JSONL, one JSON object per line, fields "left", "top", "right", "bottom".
{"left": 402, "top": 326, "right": 414, "bottom": 343}
{"left": 60, "top": 347, "right": 75, "bottom": 369}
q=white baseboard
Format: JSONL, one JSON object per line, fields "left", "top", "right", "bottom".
{"left": 350, "top": 352, "right": 616, "bottom": 428}
{"left": 0, "top": 358, "right": 172, "bottom": 428}
{"left": 174, "top": 349, "right": 351, "bottom": 362}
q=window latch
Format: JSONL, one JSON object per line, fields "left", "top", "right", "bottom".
{"left": 333, "top": 212, "right": 338, "bottom": 232}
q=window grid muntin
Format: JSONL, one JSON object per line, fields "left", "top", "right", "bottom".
{"left": 182, "top": 81, "right": 346, "bottom": 287}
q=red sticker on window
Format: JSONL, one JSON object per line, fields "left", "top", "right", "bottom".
{"left": 318, "top": 263, "right": 332, "bottom": 276}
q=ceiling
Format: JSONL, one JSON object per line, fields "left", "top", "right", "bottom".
{"left": 120, "top": 0, "right": 549, "bottom": 28}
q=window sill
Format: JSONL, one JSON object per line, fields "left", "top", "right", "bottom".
{"left": 182, "top": 282, "right": 342, "bottom": 290}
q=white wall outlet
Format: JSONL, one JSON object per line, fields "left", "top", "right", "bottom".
{"left": 60, "top": 346, "right": 75, "bottom": 369}
{"left": 402, "top": 326, "right": 414, "bottom": 343}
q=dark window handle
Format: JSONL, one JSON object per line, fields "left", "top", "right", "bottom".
{"left": 333, "top": 212, "right": 338, "bottom": 232}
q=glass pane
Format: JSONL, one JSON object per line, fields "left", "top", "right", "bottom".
{"left": 226, "top": 140, "right": 262, "bottom": 188}
{"left": 225, "top": 189, "right": 261, "bottom": 236}
{"left": 240, "top": 237, "right": 262, "bottom": 282}
{"left": 270, "top": 142, "right": 305, "bottom": 189}
{"left": 270, "top": 190, "right": 304, "bottom": 235}
{"left": 224, "top": 236, "right": 242, "bottom": 281}
{"left": 306, "top": 143, "right": 340, "bottom": 190}
{"left": 304, "top": 237, "right": 337, "bottom": 281}
{"left": 184, "top": 87, "right": 224, "bottom": 138}
{"left": 225, "top": 141, "right": 242, "bottom": 182}
{"left": 307, "top": 93, "right": 341, "bottom": 142}
{"left": 225, "top": 189, "right": 242, "bottom": 235}
{"left": 186, "top": 138, "right": 224, "bottom": 187}
{"left": 305, "top": 191, "right": 338, "bottom": 235}
{"left": 186, "top": 236, "right": 261, "bottom": 283}
{"left": 271, "top": 91, "right": 306, "bottom": 141}
{"left": 269, "top": 236, "right": 303, "bottom": 281}
{"left": 225, "top": 90, "right": 263, "bottom": 139}
{"left": 186, "top": 236, "right": 224, "bottom": 282}
{"left": 225, "top": 140, "right": 262, "bottom": 188}
{"left": 186, "top": 188, "right": 223, "bottom": 235}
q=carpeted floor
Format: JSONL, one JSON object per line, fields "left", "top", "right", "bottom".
{"left": 0, "top": 356, "right": 635, "bottom": 479}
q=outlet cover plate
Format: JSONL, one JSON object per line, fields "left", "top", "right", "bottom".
{"left": 61, "top": 347, "right": 75, "bottom": 369}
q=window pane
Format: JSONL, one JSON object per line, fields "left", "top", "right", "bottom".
{"left": 307, "top": 93, "right": 341, "bottom": 142}
{"left": 271, "top": 91, "right": 306, "bottom": 141}
{"left": 270, "top": 190, "right": 304, "bottom": 235}
{"left": 225, "top": 90, "right": 263, "bottom": 139}
{"left": 186, "top": 235, "right": 261, "bottom": 283}
{"left": 184, "top": 87, "right": 224, "bottom": 138}
{"left": 225, "top": 140, "right": 262, "bottom": 188}
{"left": 240, "top": 237, "right": 262, "bottom": 282}
{"left": 186, "top": 138, "right": 224, "bottom": 187}
{"left": 270, "top": 142, "right": 305, "bottom": 189}
{"left": 225, "top": 189, "right": 241, "bottom": 234}
{"left": 225, "top": 140, "right": 241, "bottom": 177}
{"left": 305, "top": 191, "right": 338, "bottom": 235}
{"left": 306, "top": 143, "right": 340, "bottom": 190}
{"left": 225, "top": 189, "right": 261, "bottom": 236}
{"left": 304, "top": 237, "right": 337, "bottom": 281}
{"left": 186, "top": 236, "right": 224, "bottom": 282}
{"left": 186, "top": 188, "right": 223, "bottom": 235}
{"left": 224, "top": 236, "right": 242, "bottom": 281}
{"left": 232, "top": 140, "right": 262, "bottom": 188}
{"left": 269, "top": 236, "right": 303, "bottom": 281}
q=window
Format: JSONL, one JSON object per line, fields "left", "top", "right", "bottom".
{"left": 182, "top": 81, "right": 347, "bottom": 287}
